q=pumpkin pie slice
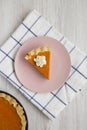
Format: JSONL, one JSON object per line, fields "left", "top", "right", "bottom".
{"left": 25, "top": 46, "right": 51, "bottom": 80}
{"left": 0, "top": 92, "right": 27, "bottom": 130}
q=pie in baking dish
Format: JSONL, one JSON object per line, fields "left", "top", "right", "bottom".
{"left": 0, "top": 92, "right": 27, "bottom": 130}
{"left": 25, "top": 46, "right": 51, "bottom": 80}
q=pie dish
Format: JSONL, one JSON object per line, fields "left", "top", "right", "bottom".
{"left": 0, "top": 91, "right": 27, "bottom": 130}
{"left": 25, "top": 46, "right": 51, "bottom": 80}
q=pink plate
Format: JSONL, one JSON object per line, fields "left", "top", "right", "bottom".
{"left": 14, "top": 36, "right": 71, "bottom": 93}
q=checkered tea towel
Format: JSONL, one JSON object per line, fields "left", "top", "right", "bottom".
{"left": 0, "top": 10, "right": 87, "bottom": 120}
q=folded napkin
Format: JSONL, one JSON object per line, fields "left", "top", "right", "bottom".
{"left": 0, "top": 10, "right": 87, "bottom": 119}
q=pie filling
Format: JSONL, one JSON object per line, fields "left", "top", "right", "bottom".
{"left": 25, "top": 46, "right": 51, "bottom": 79}
{"left": 0, "top": 93, "right": 27, "bottom": 130}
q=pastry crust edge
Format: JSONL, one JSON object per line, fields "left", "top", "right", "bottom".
{"left": 25, "top": 46, "right": 51, "bottom": 60}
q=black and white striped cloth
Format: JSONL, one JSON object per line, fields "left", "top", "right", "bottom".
{"left": 0, "top": 10, "right": 87, "bottom": 119}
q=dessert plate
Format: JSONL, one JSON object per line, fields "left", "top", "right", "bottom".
{"left": 14, "top": 36, "right": 71, "bottom": 93}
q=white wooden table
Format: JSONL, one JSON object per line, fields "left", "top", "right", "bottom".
{"left": 0, "top": 0, "right": 87, "bottom": 130}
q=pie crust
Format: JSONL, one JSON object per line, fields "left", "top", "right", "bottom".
{"left": 0, "top": 92, "right": 27, "bottom": 130}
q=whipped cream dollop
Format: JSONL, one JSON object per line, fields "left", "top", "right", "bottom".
{"left": 34, "top": 56, "right": 46, "bottom": 67}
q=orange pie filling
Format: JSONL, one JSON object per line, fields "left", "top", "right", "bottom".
{"left": 0, "top": 93, "right": 27, "bottom": 130}
{"left": 25, "top": 46, "right": 51, "bottom": 80}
